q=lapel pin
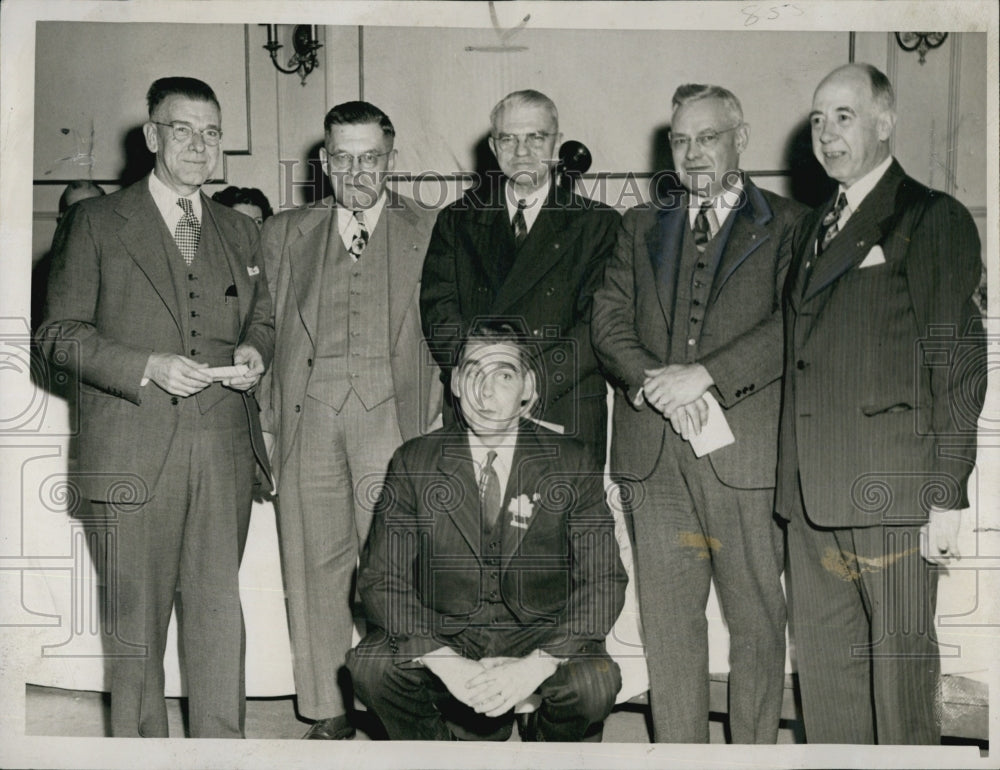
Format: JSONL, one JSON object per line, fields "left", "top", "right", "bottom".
{"left": 247, "top": 265, "right": 260, "bottom": 276}
{"left": 856, "top": 241, "right": 865, "bottom": 248}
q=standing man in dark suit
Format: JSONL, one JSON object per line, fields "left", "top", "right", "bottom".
{"left": 258, "top": 101, "right": 440, "bottom": 739}
{"left": 592, "top": 84, "right": 806, "bottom": 743}
{"left": 348, "top": 323, "right": 626, "bottom": 741}
{"left": 38, "top": 77, "right": 273, "bottom": 738}
{"left": 420, "top": 90, "right": 620, "bottom": 465}
{"left": 777, "top": 63, "right": 985, "bottom": 744}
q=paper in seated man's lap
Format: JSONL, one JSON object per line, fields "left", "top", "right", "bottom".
{"left": 349, "top": 322, "right": 627, "bottom": 742}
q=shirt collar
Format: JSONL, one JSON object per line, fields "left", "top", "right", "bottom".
{"left": 840, "top": 155, "right": 893, "bottom": 213}
{"left": 688, "top": 174, "right": 744, "bottom": 228}
{"left": 336, "top": 192, "right": 387, "bottom": 236}
{"left": 148, "top": 171, "right": 202, "bottom": 222}
{"left": 505, "top": 176, "right": 550, "bottom": 218}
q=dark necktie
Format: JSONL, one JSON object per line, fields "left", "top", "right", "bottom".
{"left": 511, "top": 199, "right": 528, "bottom": 249}
{"left": 350, "top": 210, "right": 369, "bottom": 259}
{"left": 692, "top": 201, "right": 714, "bottom": 252}
{"left": 817, "top": 192, "right": 848, "bottom": 254}
{"left": 174, "top": 197, "right": 200, "bottom": 265}
{"left": 479, "top": 450, "right": 502, "bottom": 529}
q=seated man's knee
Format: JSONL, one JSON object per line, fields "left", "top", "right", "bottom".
{"left": 549, "top": 655, "right": 621, "bottom": 723}
{"left": 346, "top": 634, "right": 397, "bottom": 703}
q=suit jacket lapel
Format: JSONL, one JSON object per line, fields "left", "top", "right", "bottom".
{"left": 115, "top": 181, "right": 183, "bottom": 336}
{"left": 287, "top": 201, "right": 335, "bottom": 347}
{"left": 492, "top": 185, "right": 578, "bottom": 313}
{"left": 803, "top": 162, "right": 905, "bottom": 302}
{"left": 201, "top": 195, "right": 253, "bottom": 338}
{"left": 436, "top": 438, "right": 483, "bottom": 555}
{"left": 385, "top": 194, "right": 426, "bottom": 350}
{"left": 649, "top": 202, "right": 686, "bottom": 331}
{"left": 709, "top": 181, "right": 772, "bottom": 305}
{"left": 500, "top": 430, "right": 559, "bottom": 570}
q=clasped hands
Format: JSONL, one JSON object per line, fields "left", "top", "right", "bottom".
{"left": 634, "top": 363, "right": 713, "bottom": 440}
{"left": 144, "top": 343, "right": 264, "bottom": 396}
{"left": 421, "top": 647, "right": 558, "bottom": 719}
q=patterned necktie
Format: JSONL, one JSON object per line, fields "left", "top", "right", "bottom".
{"left": 479, "top": 450, "right": 502, "bottom": 529}
{"left": 692, "top": 200, "right": 715, "bottom": 252}
{"left": 349, "top": 210, "right": 369, "bottom": 259}
{"left": 174, "top": 197, "right": 200, "bottom": 265}
{"left": 511, "top": 199, "right": 528, "bottom": 249}
{"left": 817, "top": 192, "right": 848, "bottom": 254}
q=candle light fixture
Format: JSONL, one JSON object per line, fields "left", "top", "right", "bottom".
{"left": 262, "top": 24, "right": 322, "bottom": 85}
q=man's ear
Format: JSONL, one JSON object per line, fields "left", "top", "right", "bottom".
{"left": 518, "top": 370, "right": 539, "bottom": 414}
{"left": 876, "top": 110, "right": 897, "bottom": 142}
{"left": 487, "top": 136, "right": 498, "bottom": 161}
{"left": 450, "top": 368, "right": 463, "bottom": 400}
{"left": 143, "top": 122, "right": 159, "bottom": 154}
{"left": 318, "top": 146, "right": 330, "bottom": 178}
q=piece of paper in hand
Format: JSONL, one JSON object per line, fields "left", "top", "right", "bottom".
{"left": 205, "top": 363, "right": 250, "bottom": 381}
{"left": 688, "top": 391, "right": 735, "bottom": 457}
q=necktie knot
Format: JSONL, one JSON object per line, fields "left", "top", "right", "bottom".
{"left": 350, "top": 210, "right": 369, "bottom": 259}
{"left": 479, "top": 450, "right": 502, "bottom": 529}
{"left": 512, "top": 200, "right": 528, "bottom": 248}
{"left": 174, "top": 197, "right": 200, "bottom": 265}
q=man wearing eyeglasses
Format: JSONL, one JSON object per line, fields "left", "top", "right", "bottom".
{"left": 592, "top": 84, "right": 806, "bottom": 742}
{"left": 257, "top": 101, "right": 441, "bottom": 740}
{"left": 38, "top": 77, "right": 273, "bottom": 737}
{"left": 420, "top": 90, "right": 620, "bottom": 466}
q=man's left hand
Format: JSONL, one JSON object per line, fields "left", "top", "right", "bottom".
{"left": 223, "top": 344, "right": 265, "bottom": 391}
{"left": 465, "top": 652, "right": 559, "bottom": 718}
{"left": 642, "top": 364, "right": 713, "bottom": 416}
{"left": 920, "top": 507, "right": 962, "bottom": 565}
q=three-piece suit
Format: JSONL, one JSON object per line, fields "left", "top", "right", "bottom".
{"left": 259, "top": 193, "right": 441, "bottom": 720}
{"left": 39, "top": 177, "right": 273, "bottom": 737}
{"left": 348, "top": 424, "right": 627, "bottom": 740}
{"left": 592, "top": 178, "right": 806, "bottom": 742}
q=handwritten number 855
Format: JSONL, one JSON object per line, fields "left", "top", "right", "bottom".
{"left": 742, "top": 4, "right": 804, "bottom": 26}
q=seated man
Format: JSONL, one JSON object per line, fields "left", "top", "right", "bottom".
{"left": 349, "top": 322, "right": 627, "bottom": 741}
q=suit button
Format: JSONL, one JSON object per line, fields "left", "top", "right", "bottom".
{"left": 489, "top": 591, "right": 498, "bottom": 599}
{"left": 190, "top": 311, "right": 198, "bottom": 318}
{"left": 188, "top": 273, "right": 196, "bottom": 280}
{"left": 692, "top": 299, "right": 700, "bottom": 306}
{"left": 796, "top": 360, "right": 806, "bottom": 370}
{"left": 294, "top": 404, "right": 301, "bottom": 413}
{"left": 688, "top": 339, "right": 696, "bottom": 346}
{"left": 735, "top": 391, "right": 740, "bottom": 398}
{"left": 189, "top": 292, "right": 199, "bottom": 299}
{"left": 749, "top": 384, "right": 755, "bottom": 391}
{"left": 696, "top": 262, "right": 705, "bottom": 269}
{"left": 190, "top": 349, "right": 198, "bottom": 356}
{"left": 170, "top": 397, "right": 179, "bottom": 406}
{"left": 307, "top": 358, "right": 313, "bottom": 367}
{"left": 191, "top": 330, "right": 199, "bottom": 337}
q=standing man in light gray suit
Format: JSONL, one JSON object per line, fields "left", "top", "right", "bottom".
{"left": 592, "top": 84, "right": 805, "bottom": 743}
{"left": 39, "top": 77, "right": 273, "bottom": 738}
{"left": 777, "top": 63, "right": 985, "bottom": 744}
{"left": 259, "top": 101, "right": 441, "bottom": 740}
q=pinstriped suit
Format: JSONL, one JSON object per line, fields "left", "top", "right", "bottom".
{"left": 777, "top": 160, "right": 985, "bottom": 743}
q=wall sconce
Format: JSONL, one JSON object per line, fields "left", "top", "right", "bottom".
{"left": 895, "top": 32, "right": 948, "bottom": 65}
{"left": 262, "top": 24, "right": 322, "bottom": 85}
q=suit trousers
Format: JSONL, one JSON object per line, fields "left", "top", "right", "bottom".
{"left": 348, "top": 635, "right": 621, "bottom": 741}
{"left": 624, "top": 429, "right": 785, "bottom": 743}
{"left": 277, "top": 389, "right": 403, "bottom": 719}
{"left": 786, "top": 512, "right": 941, "bottom": 743}
{"left": 97, "top": 397, "right": 254, "bottom": 737}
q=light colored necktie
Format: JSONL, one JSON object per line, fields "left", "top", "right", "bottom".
{"left": 817, "top": 192, "right": 848, "bottom": 254}
{"left": 479, "top": 450, "right": 502, "bottom": 529}
{"left": 349, "top": 210, "right": 369, "bottom": 259}
{"left": 174, "top": 197, "right": 200, "bottom": 265}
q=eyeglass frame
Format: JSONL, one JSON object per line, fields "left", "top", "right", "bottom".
{"left": 324, "top": 149, "right": 395, "bottom": 171}
{"left": 491, "top": 132, "right": 557, "bottom": 153}
{"left": 668, "top": 124, "right": 743, "bottom": 153}
{"left": 151, "top": 121, "right": 223, "bottom": 146}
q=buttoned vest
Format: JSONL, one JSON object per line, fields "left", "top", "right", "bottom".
{"left": 306, "top": 214, "right": 394, "bottom": 412}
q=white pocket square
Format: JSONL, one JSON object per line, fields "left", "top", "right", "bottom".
{"left": 858, "top": 245, "right": 886, "bottom": 269}
{"left": 247, "top": 265, "right": 260, "bottom": 276}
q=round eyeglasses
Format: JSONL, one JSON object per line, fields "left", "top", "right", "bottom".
{"left": 153, "top": 121, "right": 223, "bottom": 146}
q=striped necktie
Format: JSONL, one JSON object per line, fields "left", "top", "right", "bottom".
{"left": 174, "top": 197, "right": 200, "bottom": 265}
{"left": 692, "top": 200, "right": 716, "bottom": 252}
{"left": 511, "top": 200, "right": 528, "bottom": 248}
{"left": 817, "top": 192, "right": 848, "bottom": 254}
